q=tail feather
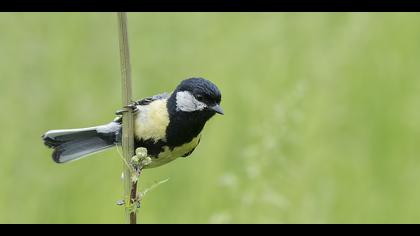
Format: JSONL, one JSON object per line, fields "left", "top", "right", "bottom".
{"left": 42, "top": 122, "right": 121, "bottom": 163}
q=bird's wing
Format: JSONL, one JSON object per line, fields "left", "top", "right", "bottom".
{"left": 114, "top": 92, "right": 171, "bottom": 118}
{"left": 132, "top": 92, "right": 170, "bottom": 106}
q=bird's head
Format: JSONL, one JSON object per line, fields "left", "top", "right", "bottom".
{"left": 173, "top": 77, "right": 224, "bottom": 118}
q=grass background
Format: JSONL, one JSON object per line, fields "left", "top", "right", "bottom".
{"left": 1, "top": 13, "right": 420, "bottom": 223}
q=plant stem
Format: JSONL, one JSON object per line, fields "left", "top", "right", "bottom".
{"left": 117, "top": 12, "right": 137, "bottom": 224}
{"left": 130, "top": 167, "right": 141, "bottom": 223}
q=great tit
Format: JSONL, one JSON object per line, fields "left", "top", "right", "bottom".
{"left": 42, "top": 77, "right": 223, "bottom": 168}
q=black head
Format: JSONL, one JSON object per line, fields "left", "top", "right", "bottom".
{"left": 173, "top": 77, "right": 224, "bottom": 115}
{"left": 165, "top": 78, "right": 223, "bottom": 147}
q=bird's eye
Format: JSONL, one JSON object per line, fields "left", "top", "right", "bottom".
{"left": 196, "top": 95, "right": 204, "bottom": 101}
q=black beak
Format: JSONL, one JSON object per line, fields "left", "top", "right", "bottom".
{"left": 210, "top": 104, "right": 224, "bottom": 115}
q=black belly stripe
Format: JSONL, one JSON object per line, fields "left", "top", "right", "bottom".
{"left": 134, "top": 136, "right": 200, "bottom": 159}
{"left": 134, "top": 138, "right": 166, "bottom": 158}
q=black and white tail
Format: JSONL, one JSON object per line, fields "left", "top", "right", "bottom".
{"left": 42, "top": 121, "right": 121, "bottom": 163}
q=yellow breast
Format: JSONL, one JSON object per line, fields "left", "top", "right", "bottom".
{"left": 134, "top": 99, "right": 169, "bottom": 142}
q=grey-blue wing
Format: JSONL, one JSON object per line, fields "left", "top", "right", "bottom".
{"left": 115, "top": 92, "right": 170, "bottom": 116}
{"left": 133, "top": 92, "right": 170, "bottom": 106}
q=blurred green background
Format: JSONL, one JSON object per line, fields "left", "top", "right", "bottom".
{"left": 1, "top": 13, "right": 420, "bottom": 223}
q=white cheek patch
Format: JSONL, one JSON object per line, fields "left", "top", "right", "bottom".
{"left": 176, "top": 91, "right": 207, "bottom": 112}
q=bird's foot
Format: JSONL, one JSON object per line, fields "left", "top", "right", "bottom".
{"left": 115, "top": 103, "right": 138, "bottom": 115}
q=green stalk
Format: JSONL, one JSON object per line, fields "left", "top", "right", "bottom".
{"left": 117, "top": 12, "right": 137, "bottom": 224}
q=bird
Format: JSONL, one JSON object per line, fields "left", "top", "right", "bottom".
{"left": 42, "top": 77, "right": 223, "bottom": 169}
